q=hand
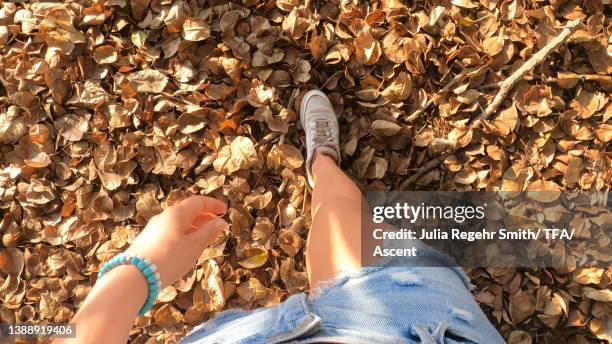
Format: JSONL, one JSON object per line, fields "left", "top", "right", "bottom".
{"left": 125, "top": 195, "right": 228, "bottom": 288}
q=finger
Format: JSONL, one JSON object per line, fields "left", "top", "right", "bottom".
{"left": 177, "top": 195, "right": 227, "bottom": 215}
{"left": 191, "top": 215, "right": 228, "bottom": 243}
{"left": 186, "top": 212, "right": 218, "bottom": 234}
{"left": 169, "top": 195, "right": 227, "bottom": 226}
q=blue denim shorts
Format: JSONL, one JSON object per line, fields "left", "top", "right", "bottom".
{"left": 179, "top": 258, "right": 504, "bottom": 344}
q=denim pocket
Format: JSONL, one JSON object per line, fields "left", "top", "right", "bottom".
{"left": 266, "top": 294, "right": 323, "bottom": 344}
{"left": 266, "top": 313, "right": 321, "bottom": 344}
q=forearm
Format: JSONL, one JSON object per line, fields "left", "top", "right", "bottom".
{"left": 53, "top": 195, "right": 227, "bottom": 343}
{"left": 56, "top": 265, "right": 148, "bottom": 344}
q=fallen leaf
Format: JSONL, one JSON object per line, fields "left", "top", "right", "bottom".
{"left": 93, "top": 45, "right": 118, "bottom": 64}
{"left": 182, "top": 18, "right": 210, "bottom": 41}
{"left": 381, "top": 71, "right": 412, "bottom": 101}
{"left": 127, "top": 69, "right": 168, "bottom": 93}
{"left": 483, "top": 35, "right": 505, "bottom": 56}
{"left": 237, "top": 248, "right": 268, "bottom": 269}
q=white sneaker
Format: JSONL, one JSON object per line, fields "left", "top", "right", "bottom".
{"left": 300, "top": 90, "right": 340, "bottom": 188}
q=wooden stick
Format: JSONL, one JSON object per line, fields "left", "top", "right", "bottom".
{"left": 549, "top": 73, "right": 612, "bottom": 83}
{"left": 479, "top": 72, "right": 611, "bottom": 90}
{"left": 398, "top": 154, "right": 448, "bottom": 191}
{"left": 478, "top": 19, "right": 581, "bottom": 120}
{"left": 401, "top": 20, "right": 581, "bottom": 191}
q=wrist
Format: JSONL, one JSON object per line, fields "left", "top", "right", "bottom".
{"left": 80, "top": 265, "right": 148, "bottom": 317}
{"left": 101, "top": 264, "right": 149, "bottom": 299}
{"left": 71, "top": 265, "right": 149, "bottom": 343}
{"left": 99, "top": 253, "right": 164, "bottom": 316}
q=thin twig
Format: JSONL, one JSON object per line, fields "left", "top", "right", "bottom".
{"left": 401, "top": 20, "right": 581, "bottom": 191}
{"left": 406, "top": 68, "right": 469, "bottom": 123}
{"left": 478, "top": 19, "right": 581, "bottom": 121}
{"left": 547, "top": 73, "right": 612, "bottom": 84}
{"left": 398, "top": 154, "right": 448, "bottom": 191}
{"left": 479, "top": 72, "right": 611, "bottom": 90}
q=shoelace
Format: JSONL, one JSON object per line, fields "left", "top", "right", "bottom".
{"left": 311, "top": 118, "right": 335, "bottom": 145}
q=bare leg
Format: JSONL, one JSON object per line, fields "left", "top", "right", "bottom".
{"left": 305, "top": 153, "right": 364, "bottom": 288}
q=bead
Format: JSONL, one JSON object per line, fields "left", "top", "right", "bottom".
{"left": 137, "top": 260, "right": 147, "bottom": 270}
{"left": 141, "top": 301, "right": 153, "bottom": 312}
{"left": 146, "top": 274, "right": 157, "bottom": 284}
{"left": 96, "top": 253, "right": 160, "bottom": 319}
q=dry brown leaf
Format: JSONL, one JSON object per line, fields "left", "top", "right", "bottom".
{"left": 572, "top": 268, "right": 604, "bottom": 285}
{"left": 182, "top": 18, "right": 210, "bottom": 41}
{"left": 127, "top": 69, "right": 168, "bottom": 93}
{"left": 506, "top": 330, "right": 531, "bottom": 344}
{"left": 0, "top": 109, "right": 28, "bottom": 144}
{"left": 526, "top": 180, "right": 561, "bottom": 202}
{"left": 93, "top": 45, "right": 118, "bottom": 64}
{"left": 0, "top": 248, "right": 24, "bottom": 275}
{"left": 213, "top": 136, "right": 258, "bottom": 175}
{"left": 310, "top": 32, "right": 328, "bottom": 61}
{"left": 267, "top": 144, "right": 303, "bottom": 170}
{"left": 154, "top": 304, "right": 183, "bottom": 333}
{"left": 371, "top": 120, "right": 401, "bottom": 137}
{"left": 236, "top": 278, "right": 267, "bottom": 302}
{"left": 483, "top": 35, "right": 505, "bottom": 56}
{"left": 237, "top": 247, "right": 268, "bottom": 269}
{"left": 454, "top": 166, "right": 477, "bottom": 185}
{"left": 23, "top": 143, "right": 51, "bottom": 168}
{"left": 354, "top": 29, "right": 381, "bottom": 65}
{"left": 583, "top": 287, "right": 612, "bottom": 302}
{"left": 55, "top": 114, "right": 90, "bottom": 142}
{"left": 178, "top": 112, "right": 207, "bottom": 134}
{"left": 381, "top": 71, "right": 412, "bottom": 101}
{"left": 588, "top": 318, "right": 612, "bottom": 342}
{"left": 452, "top": 0, "right": 479, "bottom": 9}
{"left": 278, "top": 230, "right": 301, "bottom": 257}
{"left": 509, "top": 290, "right": 535, "bottom": 324}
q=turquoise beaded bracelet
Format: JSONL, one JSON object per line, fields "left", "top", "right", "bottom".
{"left": 97, "top": 253, "right": 162, "bottom": 316}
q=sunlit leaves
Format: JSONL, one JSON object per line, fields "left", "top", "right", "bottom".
{"left": 127, "top": 69, "right": 169, "bottom": 93}
{"left": 0, "top": 1, "right": 608, "bottom": 343}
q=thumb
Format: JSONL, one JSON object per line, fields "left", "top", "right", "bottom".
{"left": 191, "top": 215, "right": 228, "bottom": 243}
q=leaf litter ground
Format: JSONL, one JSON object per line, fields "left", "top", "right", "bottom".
{"left": 0, "top": 1, "right": 610, "bottom": 343}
